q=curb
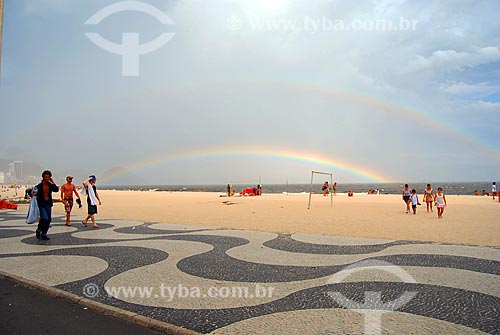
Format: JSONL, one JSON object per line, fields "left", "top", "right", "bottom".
{"left": 0, "top": 271, "right": 201, "bottom": 335}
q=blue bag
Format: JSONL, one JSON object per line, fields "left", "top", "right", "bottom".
{"left": 26, "top": 197, "right": 39, "bottom": 224}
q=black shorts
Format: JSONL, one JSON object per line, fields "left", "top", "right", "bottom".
{"left": 403, "top": 195, "right": 410, "bottom": 203}
{"left": 88, "top": 205, "right": 98, "bottom": 215}
{"left": 412, "top": 204, "right": 417, "bottom": 209}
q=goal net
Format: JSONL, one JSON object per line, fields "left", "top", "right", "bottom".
{"left": 308, "top": 170, "right": 333, "bottom": 209}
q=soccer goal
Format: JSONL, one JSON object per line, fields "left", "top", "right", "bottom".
{"left": 308, "top": 170, "right": 333, "bottom": 209}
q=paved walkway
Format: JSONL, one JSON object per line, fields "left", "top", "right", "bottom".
{"left": 0, "top": 210, "right": 499, "bottom": 334}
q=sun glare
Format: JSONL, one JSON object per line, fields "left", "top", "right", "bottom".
{"left": 254, "top": 0, "right": 288, "bottom": 14}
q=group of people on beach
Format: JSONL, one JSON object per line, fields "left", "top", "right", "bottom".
{"left": 226, "top": 184, "right": 262, "bottom": 197}
{"left": 475, "top": 182, "right": 497, "bottom": 199}
{"left": 402, "top": 184, "right": 447, "bottom": 218}
{"left": 321, "top": 181, "right": 337, "bottom": 196}
{"left": 29, "top": 170, "right": 102, "bottom": 241}
{"left": 321, "top": 182, "right": 357, "bottom": 197}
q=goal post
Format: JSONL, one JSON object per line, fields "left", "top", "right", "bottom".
{"left": 308, "top": 170, "right": 333, "bottom": 209}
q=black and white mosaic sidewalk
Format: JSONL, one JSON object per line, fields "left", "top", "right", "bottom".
{"left": 1, "top": 211, "right": 499, "bottom": 334}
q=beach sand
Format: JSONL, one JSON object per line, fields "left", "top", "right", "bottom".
{"left": 44, "top": 190, "right": 499, "bottom": 247}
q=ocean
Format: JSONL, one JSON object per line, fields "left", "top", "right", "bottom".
{"left": 102, "top": 182, "right": 496, "bottom": 196}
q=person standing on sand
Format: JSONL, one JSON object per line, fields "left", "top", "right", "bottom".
{"left": 402, "top": 184, "right": 412, "bottom": 214}
{"left": 434, "top": 187, "right": 447, "bottom": 219}
{"left": 410, "top": 189, "right": 419, "bottom": 215}
{"left": 332, "top": 182, "right": 337, "bottom": 196}
{"left": 423, "top": 184, "right": 435, "bottom": 213}
{"left": 492, "top": 182, "right": 497, "bottom": 200}
{"left": 322, "top": 181, "right": 330, "bottom": 196}
{"left": 60, "top": 176, "right": 81, "bottom": 226}
{"left": 82, "top": 176, "right": 101, "bottom": 229}
{"left": 33, "top": 170, "right": 59, "bottom": 240}
{"left": 227, "top": 184, "right": 232, "bottom": 197}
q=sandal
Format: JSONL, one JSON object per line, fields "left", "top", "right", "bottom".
{"left": 65, "top": 224, "right": 71, "bottom": 227}
{"left": 81, "top": 221, "right": 88, "bottom": 227}
{"left": 93, "top": 225, "right": 99, "bottom": 229}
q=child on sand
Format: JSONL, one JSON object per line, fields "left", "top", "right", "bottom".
{"left": 423, "top": 184, "right": 435, "bottom": 212}
{"left": 410, "top": 189, "right": 419, "bottom": 215}
{"left": 434, "top": 187, "right": 447, "bottom": 219}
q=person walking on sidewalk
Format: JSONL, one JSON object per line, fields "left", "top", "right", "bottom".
{"left": 82, "top": 175, "right": 101, "bottom": 229}
{"left": 60, "top": 176, "right": 81, "bottom": 227}
{"left": 33, "top": 170, "right": 59, "bottom": 240}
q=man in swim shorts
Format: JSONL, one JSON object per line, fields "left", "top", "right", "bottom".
{"left": 60, "top": 176, "right": 81, "bottom": 226}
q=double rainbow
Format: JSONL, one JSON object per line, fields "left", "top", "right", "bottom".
{"left": 101, "top": 80, "right": 499, "bottom": 183}
{"left": 100, "top": 146, "right": 390, "bottom": 183}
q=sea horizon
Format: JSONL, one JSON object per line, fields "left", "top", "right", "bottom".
{"left": 99, "top": 181, "right": 496, "bottom": 196}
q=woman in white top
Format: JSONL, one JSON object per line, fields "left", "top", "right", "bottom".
{"left": 434, "top": 187, "right": 447, "bottom": 219}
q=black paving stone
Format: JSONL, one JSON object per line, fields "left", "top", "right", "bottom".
{"left": 264, "top": 233, "right": 426, "bottom": 254}
{"left": 171, "top": 235, "right": 500, "bottom": 281}
{"left": 114, "top": 222, "right": 206, "bottom": 235}
{"left": 0, "top": 229, "right": 34, "bottom": 238}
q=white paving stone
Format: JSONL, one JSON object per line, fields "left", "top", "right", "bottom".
{"left": 0, "top": 255, "right": 108, "bottom": 286}
{"left": 209, "top": 309, "right": 488, "bottom": 335}
{"left": 292, "top": 233, "right": 396, "bottom": 245}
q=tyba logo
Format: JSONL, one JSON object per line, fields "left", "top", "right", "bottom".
{"left": 85, "top": 1, "right": 175, "bottom": 76}
{"left": 326, "top": 260, "right": 418, "bottom": 335}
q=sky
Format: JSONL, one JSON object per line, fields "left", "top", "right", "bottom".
{"left": 0, "top": 0, "right": 499, "bottom": 185}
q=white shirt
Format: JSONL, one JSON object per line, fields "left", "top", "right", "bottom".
{"left": 410, "top": 194, "right": 418, "bottom": 205}
{"left": 436, "top": 194, "right": 445, "bottom": 205}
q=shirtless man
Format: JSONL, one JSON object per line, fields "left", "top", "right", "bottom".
{"left": 60, "top": 176, "right": 81, "bottom": 226}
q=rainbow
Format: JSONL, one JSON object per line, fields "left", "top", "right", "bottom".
{"left": 100, "top": 80, "right": 499, "bottom": 183}
{"left": 100, "top": 146, "right": 391, "bottom": 183}
{"left": 257, "top": 81, "right": 500, "bottom": 160}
